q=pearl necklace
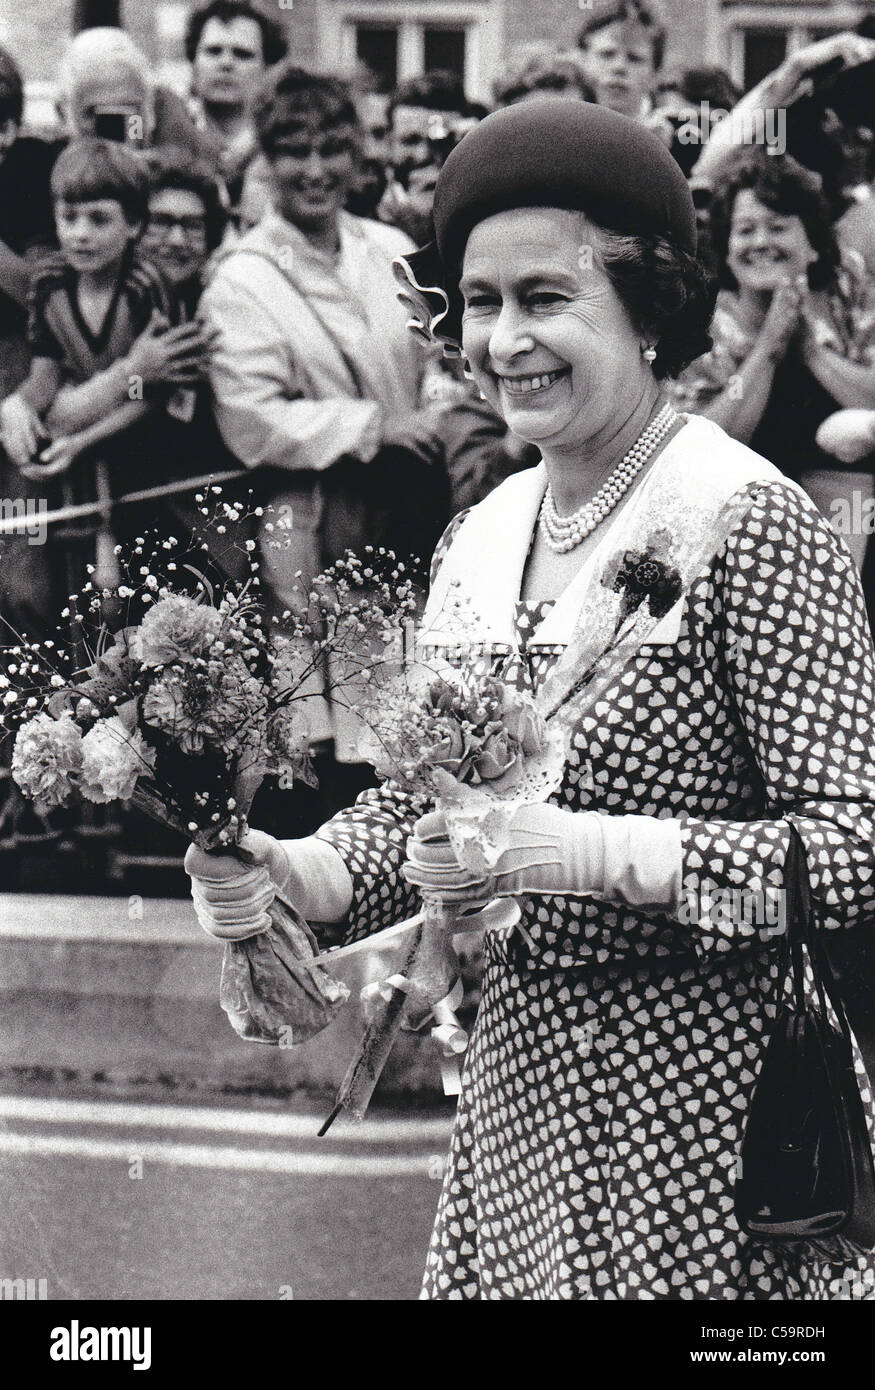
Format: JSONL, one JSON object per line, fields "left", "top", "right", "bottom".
{"left": 538, "top": 402, "right": 679, "bottom": 554}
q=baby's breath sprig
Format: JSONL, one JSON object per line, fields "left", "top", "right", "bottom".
{"left": 2, "top": 483, "right": 428, "bottom": 854}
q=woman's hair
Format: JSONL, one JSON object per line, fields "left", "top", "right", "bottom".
{"left": 185, "top": 0, "right": 288, "bottom": 68}
{"left": 59, "top": 26, "right": 152, "bottom": 99}
{"left": 492, "top": 44, "right": 595, "bottom": 107}
{"left": 50, "top": 138, "right": 149, "bottom": 224}
{"left": 387, "top": 69, "right": 471, "bottom": 122}
{"left": 584, "top": 217, "right": 716, "bottom": 379}
{"left": 0, "top": 45, "right": 23, "bottom": 128}
{"left": 708, "top": 153, "right": 840, "bottom": 292}
{"left": 576, "top": 0, "right": 666, "bottom": 72}
{"left": 655, "top": 64, "right": 741, "bottom": 113}
{"left": 254, "top": 64, "right": 361, "bottom": 155}
{"left": 144, "top": 147, "right": 227, "bottom": 250}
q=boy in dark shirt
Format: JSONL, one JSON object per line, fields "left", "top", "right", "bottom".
{"left": 0, "top": 137, "right": 212, "bottom": 479}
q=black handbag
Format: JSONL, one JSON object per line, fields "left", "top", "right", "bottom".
{"left": 735, "top": 825, "right": 875, "bottom": 1250}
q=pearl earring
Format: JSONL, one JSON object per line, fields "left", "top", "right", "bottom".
{"left": 642, "top": 345, "right": 657, "bottom": 363}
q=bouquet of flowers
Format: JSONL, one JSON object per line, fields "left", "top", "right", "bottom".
{"left": 318, "top": 661, "right": 565, "bottom": 1132}
{"left": 365, "top": 666, "right": 561, "bottom": 788}
{"left": 1, "top": 497, "right": 420, "bottom": 1045}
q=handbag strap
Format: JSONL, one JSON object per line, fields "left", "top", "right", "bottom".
{"left": 228, "top": 245, "right": 370, "bottom": 399}
{"left": 782, "top": 823, "right": 854, "bottom": 1047}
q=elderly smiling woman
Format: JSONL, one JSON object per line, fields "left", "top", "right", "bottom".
{"left": 185, "top": 100, "right": 875, "bottom": 1301}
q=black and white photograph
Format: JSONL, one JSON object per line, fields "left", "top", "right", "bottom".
{"left": 1, "top": 0, "right": 875, "bottom": 1352}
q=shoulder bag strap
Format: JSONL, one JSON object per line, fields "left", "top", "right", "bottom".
{"left": 228, "top": 246, "right": 369, "bottom": 400}
{"left": 784, "top": 823, "right": 855, "bottom": 1044}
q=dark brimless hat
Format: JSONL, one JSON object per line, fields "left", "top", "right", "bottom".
{"left": 394, "top": 98, "right": 697, "bottom": 355}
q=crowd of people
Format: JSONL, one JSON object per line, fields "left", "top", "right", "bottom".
{"left": 2, "top": 0, "right": 875, "bottom": 852}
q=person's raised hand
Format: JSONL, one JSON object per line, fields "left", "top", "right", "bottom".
{"left": 25, "top": 434, "right": 82, "bottom": 478}
{"left": 781, "top": 32, "right": 875, "bottom": 103}
{"left": 126, "top": 311, "right": 218, "bottom": 387}
{"left": 759, "top": 277, "right": 806, "bottom": 361}
{"left": 817, "top": 409, "right": 875, "bottom": 463}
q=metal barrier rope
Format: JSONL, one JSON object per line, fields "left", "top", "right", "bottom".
{"left": 0, "top": 467, "right": 252, "bottom": 537}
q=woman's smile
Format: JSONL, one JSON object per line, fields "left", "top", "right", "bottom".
{"left": 726, "top": 189, "right": 817, "bottom": 291}
{"left": 738, "top": 249, "right": 789, "bottom": 264}
{"left": 496, "top": 367, "right": 570, "bottom": 396}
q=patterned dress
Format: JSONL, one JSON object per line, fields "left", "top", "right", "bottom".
{"left": 315, "top": 416, "right": 875, "bottom": 1300}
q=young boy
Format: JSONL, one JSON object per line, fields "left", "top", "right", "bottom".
{"left": 0, "top": 138, "right": 211, "bottom": 479}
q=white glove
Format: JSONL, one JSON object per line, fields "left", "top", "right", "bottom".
{"left": 184, "top": 829, "right": 290, "bottom": 940}
{"left": 403, "top": 805, "right": 602, "bottom": 903}
{"left": 184, "top": 830, "right": 354, "bottom": 940}
{"left": 403, "top": 805, "right": 681, "bottom": 912}
{"left": 816, "top": 409, "right": 875, "bottom": 464}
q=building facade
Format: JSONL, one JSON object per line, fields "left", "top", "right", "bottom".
{"left": 3, "top": 0, "right": 874, "bottom": 114}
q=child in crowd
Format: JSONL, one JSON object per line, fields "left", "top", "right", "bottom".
{"left": 0, "top": 138, "right": 213, "bottom": 480}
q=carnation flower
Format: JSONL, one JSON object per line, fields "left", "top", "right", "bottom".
{"left": 142, "top": 658, "right": 262, "bottom": 755}
{"left": 11, "top": 712, "right": 83, "bottom": 813}
{"left": 142, "top": 669, "right": 204, "bottom": 753}
{"left": 131, "top": 595, "right": 223, "bottom": 667}
{"left": 79, "top": 716, "right": 156, "bottom": 803}
{"left": 608, "top": 532, "right": 682, "bottom": 623}
{"left": 206, "top": 660, "right": 264, "bottom": 750}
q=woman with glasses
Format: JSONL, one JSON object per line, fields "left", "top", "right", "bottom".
{"left": 141, "top": 148, "right": 227, "bottom": 317}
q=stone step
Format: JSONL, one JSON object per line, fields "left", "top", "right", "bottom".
{"left": 0, "top": 893, "right": 450, "bottom": 1102}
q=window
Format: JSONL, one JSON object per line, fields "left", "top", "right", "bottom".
{"left": 320, "top": 3, "right": 501, "bottom": 104}
{"left": 356, "top": 25, "right": 399, "bottom": 92}
{"left": 423, "top": 27, "right": 466, "bottom": 80}
{"left": 724, "top": 6, "right": 869, "bottom": 92}
{"left": 742, "top": 29, "right": 787, "bottom": 90}
{"left": 354, "top": 22, "right": 466, "bottom": 90}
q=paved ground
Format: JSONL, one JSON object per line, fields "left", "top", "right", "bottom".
{"left": 0, "top": 1093, "right": 454, "bottom": 1301}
